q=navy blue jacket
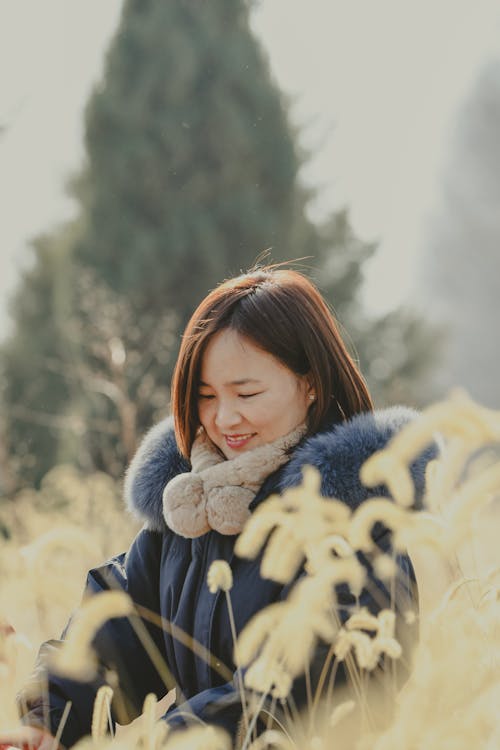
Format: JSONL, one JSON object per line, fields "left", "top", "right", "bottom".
{"left": 22, "top": 407, "right": 435, "bottom": 747}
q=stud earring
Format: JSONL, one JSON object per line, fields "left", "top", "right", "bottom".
{"left": 308, "top": 394, "right": 316, "bottom": 401}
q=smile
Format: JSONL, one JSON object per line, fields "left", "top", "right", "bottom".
{"left": 224, "top": 433, "right": 257, "bottom": 449}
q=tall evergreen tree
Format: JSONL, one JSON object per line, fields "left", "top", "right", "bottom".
{"left": 72, "top": 0, "right": 321, "bottom": 325}
{"left": 1, "top": 0, "right": 438, "bottom": 489}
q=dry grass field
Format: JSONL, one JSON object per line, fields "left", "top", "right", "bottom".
{"left": 1, "top": 390, "right": 499, "bottom": 749}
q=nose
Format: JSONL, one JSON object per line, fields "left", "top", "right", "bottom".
{"left": 215, "top": 400, "right": 242, "bottom": 431}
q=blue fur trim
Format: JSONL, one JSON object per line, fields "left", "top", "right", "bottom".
{"left": 124, "top": 417, "right": 189, "bottom": 531}
{"left": 280, "top": 406, "right": 436, "bottom": 509}
{"left": 125, "top": 407, "right": 437, "bottom": 530}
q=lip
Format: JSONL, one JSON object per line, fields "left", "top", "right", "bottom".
{"left": 224, "top": 433, "right": 257, "bottom": 450}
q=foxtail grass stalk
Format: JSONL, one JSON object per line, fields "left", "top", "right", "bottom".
{"left": 311, "top": 642, "right": 336, "bottom": 718}
{"left": 305, "top": 659, "right": 313, "bottom": 712}
{"left": 332, "top": 609, "right": 375, "bottom": 732}
{"left": 143, "top": 694, "right": 156, "bottom": 750}
{"left": 136, "top": 604, "right": 233, "bottom": 682}
{"left": 92, "top": 687, "right": 113, "bottom": 740}
{"left": 265, "top": 695, "right": 278, "bottom": 733}
{"left": 279, "top": 693, "right": 299, "bottom": 734}
{"left": 225, "top": 590, "right": 250, "bottom": 738}
{"left": 129, "top": 616, "right": 184, "bottom": 703}
{"left": 305, "top": 660, "right": 314, "bottom": 734}
{"left": 326, "top": 659, "right": 341, "bottom": 711}
{"left": 389, "top": 552, "right": 397, "bottom": 695}
{"left": 107, "top": 694, "right": 114, "bottom": 738}
{"left": 241, "top": 690, "right": 269, "bottom": 750}
{"left": 51, "top": 700, "right": 72, "bottom": 750}
{"left": 283, "top": 688, "right": 301, "bottom": 727}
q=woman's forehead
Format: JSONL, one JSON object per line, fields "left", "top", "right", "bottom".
{"left": 200, "top": 330, "right": 285, "bottom": 383}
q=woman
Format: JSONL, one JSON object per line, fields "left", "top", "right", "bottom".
{"left": 16, "top": 267, "right": 434, "bottom": 747}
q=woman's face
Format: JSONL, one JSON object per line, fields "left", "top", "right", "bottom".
{"left": 198, "top": 329, "right": 313, "bottom": 458}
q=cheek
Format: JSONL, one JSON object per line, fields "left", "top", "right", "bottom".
{"left": 273, "top": 385, "right": 309, "bottom": 423}
{"left": 197, "top": 400, "right": 213, "bottom": 426}
{"left": 243, "top": 402, "right": 270, "bottom": 425}
{"left": 255, "top": 388, "right": 301, "bottom": 422}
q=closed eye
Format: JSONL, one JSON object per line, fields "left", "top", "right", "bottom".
{"left": 198, "top": 392, "right": 264, "bottom": 400}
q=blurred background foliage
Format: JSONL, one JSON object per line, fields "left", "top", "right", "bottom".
{"left": 417, "top": 57, "right": 500, "bottom": 410}
{"left": 0, "top": 0, "right": 440, "bottom": 494}
{"left": 0, "top": 463, "right": 139, "bottom": 640}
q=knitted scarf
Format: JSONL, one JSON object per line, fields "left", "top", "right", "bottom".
{"left": 162, "top": 423, "right": 307, "bottom": 538}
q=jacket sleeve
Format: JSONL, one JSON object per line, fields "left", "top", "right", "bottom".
{"left": 20, "top": 529, "right": 167, "bottom": 749}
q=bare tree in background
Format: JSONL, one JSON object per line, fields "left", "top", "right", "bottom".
{"left": 50, "top": 268, "right": 177, "bottom": 478}
{"left": 1, "top": 262, "right": 176, "bottom": 492}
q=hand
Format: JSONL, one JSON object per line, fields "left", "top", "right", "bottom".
{"left": 0, "top": 726, "right": 59, "bottom": 750}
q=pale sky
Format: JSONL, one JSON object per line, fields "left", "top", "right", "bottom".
{"left": 1, "top": 0, "right": 499, "bottom": 341}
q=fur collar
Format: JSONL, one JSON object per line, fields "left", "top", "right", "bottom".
{"left": 124, "top": 407, "right": 437, "bottom": 532}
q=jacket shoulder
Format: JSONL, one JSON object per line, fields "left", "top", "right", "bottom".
{"left": 280, "top": 406, "right": 436, "bottom": 510}
{"left": 124, "top": 417, "right": 189, "bottom": 531}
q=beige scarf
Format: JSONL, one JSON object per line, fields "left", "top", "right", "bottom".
{"left": 162, "top": 423, "right": 307, "bottom": 538}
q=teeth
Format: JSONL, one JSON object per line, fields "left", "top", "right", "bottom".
{"left": 227, "top": 434, "right": 253, "bottom": 441}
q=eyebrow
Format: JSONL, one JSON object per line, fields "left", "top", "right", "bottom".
{"left": 199, "top": 379, "right": 262, "bottom": 387}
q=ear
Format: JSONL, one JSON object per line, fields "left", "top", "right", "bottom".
{"left": 302, "top": 372, "right": 316, "bottom": 402}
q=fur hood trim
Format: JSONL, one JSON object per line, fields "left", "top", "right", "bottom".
{"left": 124, "top": 407, "right": 436, "bottom": 531}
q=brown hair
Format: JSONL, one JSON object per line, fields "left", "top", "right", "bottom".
{"left": 171, "top": 267, "right": 373, "bottom": 457}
